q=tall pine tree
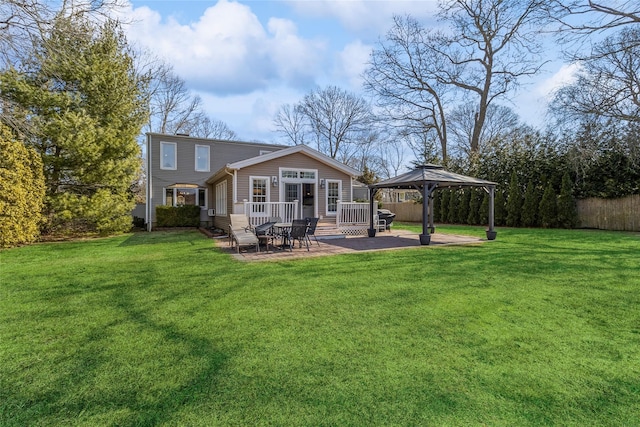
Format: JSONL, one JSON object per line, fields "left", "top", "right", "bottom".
{"left": 1, "top": 17, "right": 148, "bottom": 234}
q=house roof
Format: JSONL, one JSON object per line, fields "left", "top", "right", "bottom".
{"left": 370, "top": 164, "right": 496, "bottom": 190}
{"left": 206, "top": 145, "right": 361, "bottom": 184}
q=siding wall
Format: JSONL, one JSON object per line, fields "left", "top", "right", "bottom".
{"left": 235, "top": 152, "right": 353, "bottom": 217}
{"left": 147, "top": 133, "right": 283, "bottom": 228}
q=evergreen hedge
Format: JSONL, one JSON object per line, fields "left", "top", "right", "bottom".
{"left": 156, "top": 205, "right": 202, "bottom": 227}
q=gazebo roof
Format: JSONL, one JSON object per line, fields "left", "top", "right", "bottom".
{"left": 370, "top": 164, "right": 496, "bottom": 189}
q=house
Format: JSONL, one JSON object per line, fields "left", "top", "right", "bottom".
{"left": 144, "top": 133, "right": 362, "bottom": 231}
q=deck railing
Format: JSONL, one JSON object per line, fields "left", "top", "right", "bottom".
{"left": 243, "top": 200, "right": 298, "bottom": 227}
{"left": 336, "top": 201, "right": 370, "bottom": 235}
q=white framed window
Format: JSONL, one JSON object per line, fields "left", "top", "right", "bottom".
{"left": 195, "top": 145, "right": 210, "bottom": 172}
{"left": 160, "top": 142, "right": 177, "bottom": 170}
{"left": 250, "top": 176, "right": 269, "bottom": 214}
{"left": 215, "top": 181, "right": 227, "bottom": 216}
{"left": 326, "top": 180, "right": 341, "bottom": 215}
{"left": 164, "top": 186, "right": 207, "bottom": 208}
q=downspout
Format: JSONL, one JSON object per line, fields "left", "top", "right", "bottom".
{"left": 224, "top": 167, "right": 236, "bottom": 213}
{"left": 146, "top": 133, "right": 152, "bottom": 232}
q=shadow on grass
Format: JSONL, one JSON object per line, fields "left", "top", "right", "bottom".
{"left": 1, "top": 262, "right": 230, "bottom": 426}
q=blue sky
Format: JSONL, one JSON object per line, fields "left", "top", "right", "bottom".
{"left": 122, "top": 0, "right": 577, "bottom": 144}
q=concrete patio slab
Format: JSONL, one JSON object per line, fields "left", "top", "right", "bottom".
{"left": 213, "top": 229, "right": 486, "bottom": 262}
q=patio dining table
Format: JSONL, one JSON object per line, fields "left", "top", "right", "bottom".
{"left": 273, "top": 222, "right": 292, "bottom": 248}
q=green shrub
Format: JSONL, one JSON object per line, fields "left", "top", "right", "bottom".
{"left": 0, "top": 125, "right": 45, "bottom": 248}
{"left": 557, "top": 172, "right": 578, "bottom": 229}
{"left": 156, "top": 205, "right": 201, "bottom": 227}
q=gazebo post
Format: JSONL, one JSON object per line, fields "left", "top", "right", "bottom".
{"left": 486, "top": 185, "right": 497, "bottom": 240}
{"left": 368, "top": 187, "right": 377, "bottom": 238}
{"left": 420, "top": 183, "right": 434, "bottom": 245}
{"left": 428, "top": 192, "right": 435, "bottom": 234}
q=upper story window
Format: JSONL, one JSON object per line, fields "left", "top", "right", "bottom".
{"left": 195, "top": 145, "right": 210, "bottom": 172}
{"left": 160, "top": 142, "right": 177, "bottom": 170}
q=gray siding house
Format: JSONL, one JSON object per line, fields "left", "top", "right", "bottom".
{"left": 145, "top": 133, "right": 361, "bottom": 231}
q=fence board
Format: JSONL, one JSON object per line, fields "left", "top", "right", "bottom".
{"left": 576, "top": 195, "right": 640, "bottom": 231}
{"left": 381, "top": 202, "right": 422, "bottom": 222}
{"left": 384, "top": 195, "right": 640, "bottom": 232}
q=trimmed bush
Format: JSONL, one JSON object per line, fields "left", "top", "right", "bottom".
{"left": 156, "top": 205, "right": 201, "bottom": 227}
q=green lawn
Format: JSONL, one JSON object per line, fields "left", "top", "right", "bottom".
{"left": 1, "top": 226, "right": 639, "bottom": 426}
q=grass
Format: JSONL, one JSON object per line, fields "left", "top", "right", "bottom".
{"left": 1, "top": 226, "right": 639, "bottom": 426}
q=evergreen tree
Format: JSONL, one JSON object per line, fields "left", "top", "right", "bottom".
{"left": 521, "top": 179, "right": 539, "bottom": 227}
{"left": 539, "top": 182, "right": 558, "bottom": 228}
{"left": 557, "top": 171, "right": 578, "bottom": 229}
{"left": 458, "top": 189, "right": 471, "bottom": 224}
{"left": 467, "top": 189, "right": 480, "bottom": 225}
{"left": 495, "top": 190, "right": 507, "bottom": 226}
{"left": 440, "top": 190, "right": 450, "bottom": 223}
{"left": 506, "top": 171, "right": 522, "bottom": 227}
{"left": 0, "top": 124, "right": 46, "bottom": 247}
{"left": 0, "top": 17, "right": 148, "bottom": 235}
{"left": 432, "top": 192, "right": 441, "bottom": 222}
{"left": 480, "top": 192, "right": 489, "bottom": 225}
{"left": 447, "top": 189, "right": 458, "bottom": 223}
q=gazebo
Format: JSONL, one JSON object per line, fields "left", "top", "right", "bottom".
{"left": 368, "top": 164, "right": 498, "bottom": 245}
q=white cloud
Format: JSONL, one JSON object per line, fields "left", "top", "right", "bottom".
{"left": 123, "top": 0, "right": 325, "bottom": 95}
{"left": 536, "top": 62, "right": 583, "bottom": 100}
{"left": 286, "top": 0, "right": 439, "bottom": 35}
{"left": 333, "top": 40, "right": 373, "bottom": 90}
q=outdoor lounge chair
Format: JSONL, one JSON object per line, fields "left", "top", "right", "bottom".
{"left": 229, "top": 214, "right": 259, "bottom": 253}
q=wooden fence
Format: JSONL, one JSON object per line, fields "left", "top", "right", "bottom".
{"left": 383, "top": 194, "right": 640, "bottom": 232}
{"left": 576, "top": 194, "right": 639, "bottom": 231}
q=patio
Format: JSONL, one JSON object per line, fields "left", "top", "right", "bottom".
{"left": 212, "top": 229, "right": 486, "bottom": 262}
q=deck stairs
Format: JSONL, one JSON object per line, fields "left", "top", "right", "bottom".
{"left": 312, "top": 217, "right": 346, "bottom": 240}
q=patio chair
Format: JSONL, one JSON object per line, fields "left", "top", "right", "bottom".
{"left": 287, "top": 219, "right": 309, "bottom": 251}
{"left": 304, "top": 217, "right": 320, "bottom": 246}
{"left": 254, "top": 220, "right": 277, "bottom": 252}
{"left": 229, "top": 214, "right": 259, "bottom": 253}
{"left": 374, "top": 213, "right": 387, "bottom": 232}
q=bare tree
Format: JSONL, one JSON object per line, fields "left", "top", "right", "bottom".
{"left": 379, "top": 134, "right": 407, "bottom": 179}
{"left": 448, "top": 104, "right": 521, "bottom": 157}
{"left": 297, "top": 85, "right": 374, "bottom": 160}
{"left": 143, "top": 62, "right": 237, "bottom": 138}
{"left": 551, "top": 31, "right": 640, "bottom": 124}
{"left": 366, "top": 1, "right": 547, "bottom": 161}
{"left": 364, "top": 15, "right": 450, "bottom": 162}
{"left": 188, "top": 115, "right": 237, "bottom": 140}
{"left": 1, "top": 0, "right": 126, "bottom": 67}
{"left": 273, "top": 103, "right": 307, "bottom": 145}
{"left": 546, "top": 2, "right": 640, "bottom": 124}
{"left": 544, "top": 1, "right": 639, "bottom": 38}
{"left": 436, "top": 0, "right": 548, "bottom": 154}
